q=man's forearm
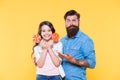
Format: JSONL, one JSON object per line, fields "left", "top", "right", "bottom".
{"left": 58, "top": 53, "right": 90, "bottom": 68}
{"left": 70, "top": 58, "right": 90, "bottom": 67}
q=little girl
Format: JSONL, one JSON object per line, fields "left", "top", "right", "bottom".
{"left": 32, "top": 21, "right": 65, "bottom": 80}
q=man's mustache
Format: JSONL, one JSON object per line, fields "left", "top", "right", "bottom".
{"left": 68, "top": 25, "right": 78, "bottom": 29}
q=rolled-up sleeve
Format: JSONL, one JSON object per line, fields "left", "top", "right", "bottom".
{"left": 82, "top": 38, "right": 96, "bottom": 68}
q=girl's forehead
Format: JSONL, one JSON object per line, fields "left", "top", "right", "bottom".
{"left": 41, "top": 25, "right": 51, "bottom": 30}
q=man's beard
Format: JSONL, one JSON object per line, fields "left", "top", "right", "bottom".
{"left": 66, "top": 25, "right": 79, "bottom": 38}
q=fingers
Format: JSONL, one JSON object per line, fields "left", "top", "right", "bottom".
{"left": 66, "top": 54, "right": 72, "bottom": 57}
{"left": 58, "top": 52, "right": 62, "bottom": 57}
{"left": 47, "top": 40, "right": 53, "bottom": 48}
{"left": 41, "top": 39, "right": 53, "bottom": 49}
{"left": 58, "top": 52, "right": 66, "bottom": 58}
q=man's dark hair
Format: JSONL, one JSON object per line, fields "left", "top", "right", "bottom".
{"left": 64, "top": 10, "right": 80, "bottom": 20}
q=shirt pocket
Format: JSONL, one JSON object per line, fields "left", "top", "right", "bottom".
{"left": 70, "top": 47, "right": 84, "bottom": 59}
{"left": 70, "top": 47, "right": 79, "bottom": 56}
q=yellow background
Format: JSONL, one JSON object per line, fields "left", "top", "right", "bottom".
{"left": 0, "top": 0, "right": 120, "bottom": 80}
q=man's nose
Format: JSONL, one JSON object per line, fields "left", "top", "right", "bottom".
{"left": 69, "top": 22, "right": 73, "bottom": 26}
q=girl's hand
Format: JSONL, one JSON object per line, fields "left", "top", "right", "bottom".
{"left": 40, "top": 39, "right": 48, "bottom": 50}
{"left": 47, "top": 40, "right": 53, "bottom": 49}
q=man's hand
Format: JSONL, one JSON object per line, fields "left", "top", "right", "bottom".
{"left": 58, "top": 52, "right": 90, "bottom": 67}
{"left": 58, "top": 52, "right": 76, "bottom": 64}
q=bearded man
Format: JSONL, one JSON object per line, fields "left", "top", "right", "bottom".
{"left": 59, "top": 10, "right": 96, "bottom": 80}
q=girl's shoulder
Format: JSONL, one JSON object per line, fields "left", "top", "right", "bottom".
{"left": 34, "top": 45, "right": 42, "bottom": 50}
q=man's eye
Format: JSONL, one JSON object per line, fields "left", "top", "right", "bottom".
{"left": 72, "top": 19, "right": 77, "bottom": 21}
{"left": 66, "top": 19, "right": 70, "bottom": 22}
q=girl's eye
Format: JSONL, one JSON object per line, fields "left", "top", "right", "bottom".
{"left": 41, "top": 29, "right": 51, "bottom": 32}
{"left": 42, "top": 30, "right": 45, "bottom": 32}
{"left": 48, "top": 29, "right": 51, "bottom": 32}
